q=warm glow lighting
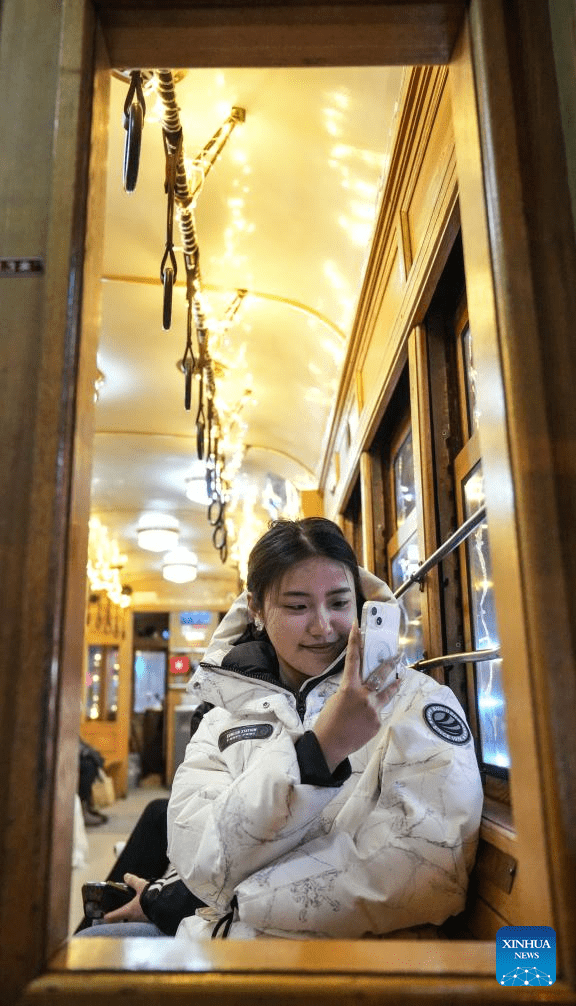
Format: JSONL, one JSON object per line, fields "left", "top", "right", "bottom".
{"left": 87, "top": 516, "right": 130, "bottom": 607}
{"left": 137, "top": 514, "right": 180, "bottom": 552}
{"left": 338, "top": 214, "right": 374, "bottom": 246}
{"left": 185, "top": 475, "right": 211, "bottom": 506}
{"left": 162, "top": 548, "right": 199, "bottom": 583}
{"left": 182, "top": 628, "right": 206, "bottom": 642}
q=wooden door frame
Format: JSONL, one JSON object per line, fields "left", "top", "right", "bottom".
{"left": 1, "top": 0, "right": 575, "bottom": 1003}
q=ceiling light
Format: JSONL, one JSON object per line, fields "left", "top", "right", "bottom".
{"left": 137, "top": 514, "right": 180, "bottom": 552}
{"left": 185, "top": 475, "right": 211, "bottom": 506}
{"left": 162, "top": 548, "right": 199, "bottom": 583}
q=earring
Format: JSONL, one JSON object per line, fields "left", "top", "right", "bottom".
{"left": 254, "top": 616, "right": 264, "bottom": 632}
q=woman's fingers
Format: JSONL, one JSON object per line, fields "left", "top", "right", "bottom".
{"left": 342, "top": 619, "right": 362, "bottom": 683}
{"left": 102, "top": 893, "right": 142, "bottom": 922}
{"left": 369, "top": 675, "right": 402, "bottom": 712}
{"left": 124, "top": 872, "right": 147, "bottom": 894}
{"left": 102, "top": 874, "right": 148, "bottom": 923}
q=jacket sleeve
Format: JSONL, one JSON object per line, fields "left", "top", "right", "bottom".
{"left": 140, "top": 868, "right": 207, "bottom": 935}
{"left": 167, "top": 711, "right": 349, "bottom": 913}
{"left": 235, "top": 691, "right": 483, "bottom": 938}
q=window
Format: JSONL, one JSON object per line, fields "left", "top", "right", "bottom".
{"left": 342, "top": 477, "right": 363, "bottom": 560}
{"left": 462, "top": 463, "right": 509, "bottom": 771}
{"left": 454, "top": 302, "right": 510, "bottom": 780}
{"left": 370, "top": 369, "right": 424, "bottom": 665}
{"left": 132, "top": 650, "right": 167, "bottom": 714}
{"left": 85, "top": 644, "right": 120, "bottom": 721}
{"left": 389, "top": 424, "right": 424, "bottom": 664}
{"left": 422, "top": 235, "right": 510, "bottom": 802}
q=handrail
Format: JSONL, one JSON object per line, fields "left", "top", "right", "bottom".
{"left": 411, "top": 646, "right": 500, "bottom": 671}
{"left": 394, "top": 504, "right": 487, "bottom": 598}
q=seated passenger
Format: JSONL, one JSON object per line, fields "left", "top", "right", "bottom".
{"left": 74, "top": 558, "right": 395, "bottom": 939}
{"left": 75, "top": 705, "right": 213, "bottom": 937}
{"left": 167, "top": 517, "right": 483, "bottom": 941}
{"left": 74, "top": 797, "right": 204, "bottom": 936}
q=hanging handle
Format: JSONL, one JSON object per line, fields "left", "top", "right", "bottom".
{"left": 195, "top": 371, "right": 206, "bottom": 460}
{"left": 160, "top": 129, "right": 182, "bottom": 330}
{"left": 160, "top": 246, "right": 177, "bottom": 331}
{"left": 181, "top": 268, "right": 196, "bottom": 411}
{"left": 123, "top": 71, "right": 146, "bottom": 193}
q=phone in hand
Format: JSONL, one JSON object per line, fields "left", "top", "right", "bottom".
{"left": 82, "top": 880, "right": 135, "bottom": 920}
{"left": 360, "top": 600, "right": 401, "bottom": 686}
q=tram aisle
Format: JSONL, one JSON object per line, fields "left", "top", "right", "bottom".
{"left": 68, "top": 785, "right": 169, "bottom": 937}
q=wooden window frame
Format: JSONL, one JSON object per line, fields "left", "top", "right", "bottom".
{"left": 2, "top": 0, "right": 576, "bottom": 1002}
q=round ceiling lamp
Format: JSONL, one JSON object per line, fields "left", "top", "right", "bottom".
{"left": 137, "top": 513, "right": 180, "bottom": 552}
{"left": 162, "top": 548, "right": 199, "bottom": 584}
{"left": 184, "top": 474, "right": 211, "bottom": 507}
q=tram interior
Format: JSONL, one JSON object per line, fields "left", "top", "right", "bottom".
{"left": 77, "top": 49, "right": 550, "bottom": 957}
{"left": 4, "top": 0, "right": 576, "bottom": 998}
{"left": 84, "top": 62, "right": 407, "bottom": 801}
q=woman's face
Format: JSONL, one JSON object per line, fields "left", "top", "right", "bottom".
{"left": 252, "top": 556, "right": 357, "bottom": 691}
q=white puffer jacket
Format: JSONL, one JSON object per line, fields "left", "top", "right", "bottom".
{"left": 168, "top": 592, "right": 483, "bottom": 941}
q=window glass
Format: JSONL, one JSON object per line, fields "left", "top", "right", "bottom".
{"left": 461, "top": 322, "right": 480, "bottom": 434}
{"left": 391, "top": 531, "right": 424, "bottom": 664}
{"left": 463, "top": 463, "right": 510, "bottom": 770}
{"left": 393, "top": 429, "right": 416, "bottom": 527}
{"left": 105, "top": 648, "right": 120, "bottom": 720}
{"left": 86, "top": 645, "right": 119, "bottom": 721}
{"left": 133, "top": 649, "right": 166, "bottom": 713}
{"left": 86, "top": 646, "right": 103, "bottom": 720}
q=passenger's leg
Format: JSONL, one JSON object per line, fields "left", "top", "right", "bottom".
{"left": 74, "top": 921, "right": 167, "bottom": 938}
{"left": 74, "top": 797, "right": 169, "bottom": 933}
{"left": 106, "top": 798, "right": 169, "bottom": 882}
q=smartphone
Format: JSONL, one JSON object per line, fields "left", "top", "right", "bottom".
{"left": 360, "top": 600, "right": 401, "bottom": 686}
{"left": 82, "top": 880, "right": 135, "bottom": 920}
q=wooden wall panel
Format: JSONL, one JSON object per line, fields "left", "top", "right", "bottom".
{"left": 406, "top": 79, "right": 455, "bottom": 258}
{"left": 359, "top": 245, "right": 404, "bottom": 406}
{"left": 322, "top": 66, "right": 457, "bottom": 518}
{"left": 0, "top": 0, "right": 98, "bottom": 996}
{"left": 81, "top": 604, "right": 132, "bottom": 797}
{"left": 452, "top": 0, "right": 576, "bottom": 977}
{"left": 94, "top": 1, "right": 466, "bottom": 69}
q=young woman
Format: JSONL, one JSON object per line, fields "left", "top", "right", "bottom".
{"left": 167, "top": 517, "right": 483, "bottom": 940}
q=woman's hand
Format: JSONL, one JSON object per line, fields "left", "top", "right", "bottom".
{"left": 312, "top": 620, "right": 401, "bottom": 773}
{"left": 102, "top": 873, "right": 149, "bottom": 924}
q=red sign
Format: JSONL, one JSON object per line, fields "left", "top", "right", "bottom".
{"left": 169, "top": 655, "right": 190, "bottom": 676}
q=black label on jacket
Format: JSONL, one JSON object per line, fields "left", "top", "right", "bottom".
{"left": 218, "top": 723, "right": 274, "bottom": 751}
{"left": 423, "top": 703, "right": 471, "bottom": 745}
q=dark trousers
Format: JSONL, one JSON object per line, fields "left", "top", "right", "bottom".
{"left": 106, "top": 797, "right": 169, "bottom": 883}
{"left": 75, "top": 797, "right": 169, "bottom": 932}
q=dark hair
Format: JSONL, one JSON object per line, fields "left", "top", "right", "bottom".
{"left": 247, "top": 518, "right": 365, "bottom": 619}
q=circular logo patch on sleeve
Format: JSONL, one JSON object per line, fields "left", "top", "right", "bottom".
{"left": 423, "top": 703, "right": 471, "bottom": 744}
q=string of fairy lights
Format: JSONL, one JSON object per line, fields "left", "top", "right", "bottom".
{"left": 87, "top": 69, "right": 301, "bottom": 603}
